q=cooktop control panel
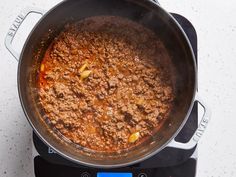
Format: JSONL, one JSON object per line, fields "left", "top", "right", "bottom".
{"left": 34, "top": 155, "right": 196, "bottom": 177}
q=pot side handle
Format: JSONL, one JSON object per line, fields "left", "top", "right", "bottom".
{"left": 4, "top": 7, "right": 45, "bottom": 61}
{"left": 167, "top": 94, "right": 211, "bottom": 149}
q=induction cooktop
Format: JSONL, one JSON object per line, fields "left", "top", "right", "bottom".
{"left": 32, "top": 11, "right": 199, "bottom": 177}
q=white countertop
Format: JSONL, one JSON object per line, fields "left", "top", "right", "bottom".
{"left": 0, "top": 0, "right": 236, "bottom": 176}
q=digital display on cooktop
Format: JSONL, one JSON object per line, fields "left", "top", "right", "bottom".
{"left": 97, "top": 172, "right": 132, "bottom": 177}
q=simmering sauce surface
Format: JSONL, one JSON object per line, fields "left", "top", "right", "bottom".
{"left": 38, "top": 16, "right": 175, "bottom": 152}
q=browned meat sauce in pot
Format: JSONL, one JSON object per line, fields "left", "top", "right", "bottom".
{"left": 38, "top": 16, "right": 175, "bottom": 152}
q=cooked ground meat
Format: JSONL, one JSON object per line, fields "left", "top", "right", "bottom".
{"left": 38, "top": 16, "right": 175, "bottom": 152}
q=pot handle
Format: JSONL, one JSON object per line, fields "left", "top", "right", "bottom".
{"left": 4, "top": 7, "right": 45, "bottom": 60}
{"left": 167, "top": 94, "right": 211, "bottom": 149}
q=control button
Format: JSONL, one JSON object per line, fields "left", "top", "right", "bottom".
{"left": 138, "top": 173, "right": 147, "bottom": 177}
{"left": 81, "top": 172, "right": 90, "bottom": 177}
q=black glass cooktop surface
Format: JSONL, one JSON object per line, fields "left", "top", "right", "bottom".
{"left": 33, "top": 12, "right": 198, "bottom": 177}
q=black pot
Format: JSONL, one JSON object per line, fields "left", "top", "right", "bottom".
{"left": 5, "top": 0, "right": 210, "bottom": 168}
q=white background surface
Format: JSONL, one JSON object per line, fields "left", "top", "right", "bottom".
{"left": 0, "top": 0, "right": 236, "bottom": 177}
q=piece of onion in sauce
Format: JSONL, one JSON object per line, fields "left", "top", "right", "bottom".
{"left": 40, "top": 64, "right": 45, "bottom": 72}
{"left": 80, "top": 70, "right": 92, "bottom": 80}
{"left": 128, "top": 132, "right": 140, "bottom": 143}
{"left": 79, "top": 63, "right": 88, "bottom": 73}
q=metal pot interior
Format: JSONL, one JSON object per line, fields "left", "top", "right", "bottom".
{"left": 18, "top": 0, "right": 196, "bottom": 167}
